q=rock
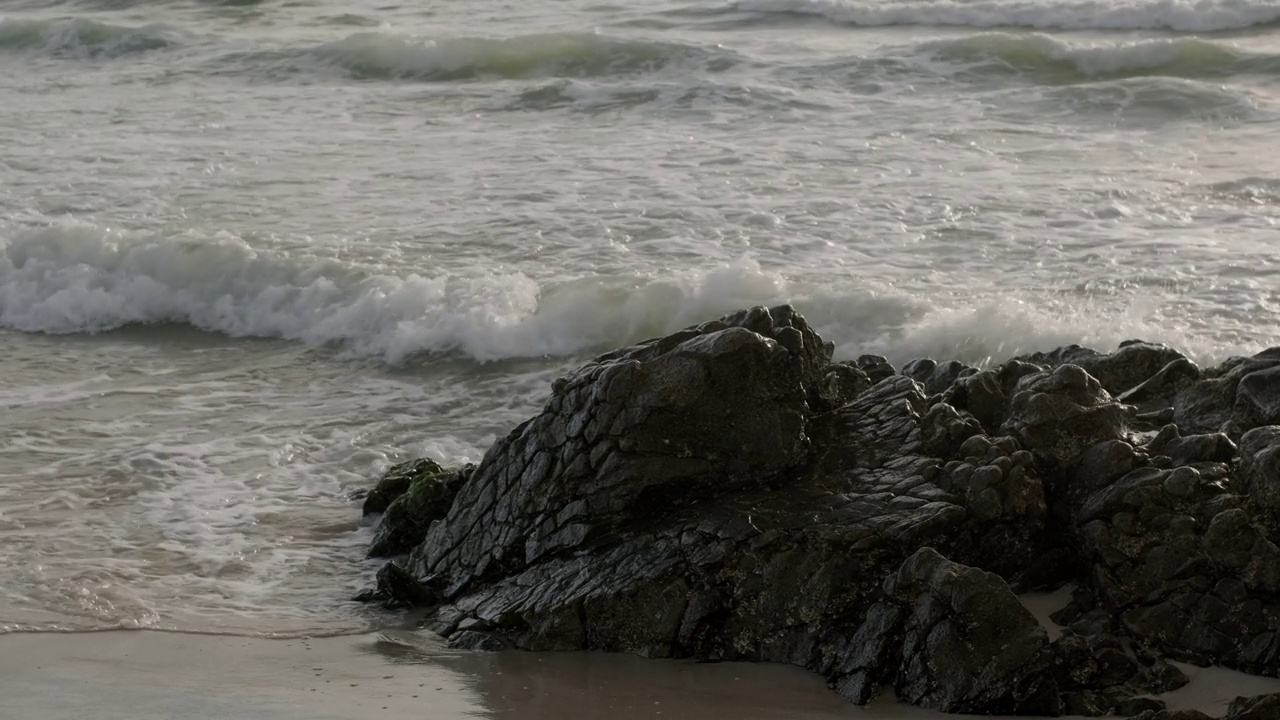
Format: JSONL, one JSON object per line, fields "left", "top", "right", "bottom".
{"left": 350, "top": 310, "right": 1280, "bottom": 716}
{"left": 1130, "top": 710, "right": 1216, "bottom": 720}
{"left": 1147, "top": 425, "right": 1237, "bottom": 467}
{"left": 448, "top": 630, "right": 508, "bottom": 651}
{"left": 1238, "top": 427, "right": 1280, "bottom": 528}
{"left": 1175, "top": 350, "right": 1280, "bottom": 438}
{"left": 410, "top": 305, "right": 824, "bottom": 594}
{"left": 1064, "top": 440, "right": 1142, "bottom": 514}
{"left": 883, "top": 548, "right": 1060, "bottom": 715}
{"left": 1118, "top": 357, "right": 1203, "bottom": 412}
{"left": 903, "top": 358, "right": 977, "bottom": 396}
{"left": 856, "top": 354, "right": 896, "bottom": 385}
{"left": 1052, "top": 628, "right": 1188, "bottom": 716}
{"left": 1000, "top": 364, "right": 1128, "bottom": 472}
{"left": 362, "top": 457, "right": 446, "bottom": 516}
{"left": 1019, "top": 340, "right": 1188, "bottom": 397}
{"left": 368, "top": 463, "right": 469, "bottom": 557}
{"left": 931, "top": 434, "right": 1051, "bottom": 579}
{"left": 942, "top": 360, "right": 1046, "bottom": 434}
{"left": 1226, "top": 692, "right": 1280, "bottom": 720}
{"left": 1114, "top": 697, "right": 1166, "bottom": 716}
{"left": 823, "top": 362, "right": 873, "bottom": 407}
{"left": 353, "top": 561, "right": 441, "bottom": 609}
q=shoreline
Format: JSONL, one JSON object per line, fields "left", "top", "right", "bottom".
{"left": 5, "top": 627, "right": 1280, "bottom": 719}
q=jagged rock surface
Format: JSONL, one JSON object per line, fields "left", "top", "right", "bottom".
{"left": 356, "top": 306, "right": 1280, "bottom": 718}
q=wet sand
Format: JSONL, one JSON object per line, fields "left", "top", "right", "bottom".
{"left": 0, "top": 629, "right": 876, "bottom": 720}
{"left": 4, "top": 627, "right": 1278, "bottom": 719}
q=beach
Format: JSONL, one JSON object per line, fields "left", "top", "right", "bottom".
{"left": 3, "top": 0, "right": 1280, "bottom": 716}
{"left": 7, "top": 624, "right": 1280, "bottom": 719}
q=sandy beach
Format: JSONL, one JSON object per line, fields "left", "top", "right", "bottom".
{"left": 0, "top": 629, "right": 869, "bottom": 720}
{"left": 5, "top": 626, "right": 1280, "bottom": 720}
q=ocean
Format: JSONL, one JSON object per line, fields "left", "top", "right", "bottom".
{"left": 1, "top": 0, "right": 1278, "bottom": 642}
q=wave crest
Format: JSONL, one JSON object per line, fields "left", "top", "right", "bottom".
{"left": 0, "top": 224, "right": 787, "bottom": 362}
{"left": 308, "top": 31, "right": 734, "bottom": 81}
{"left": 0, "top": 223, "right": 1240, "bottom": 367}
{"left": 923, "top": 34, "right": 1271, "bottom": 82}
{"left": 0, "top": 18, "right": 177, "bottom": 59}
{"left": 735, "top": 0, "right": 1280, "bottom": 32}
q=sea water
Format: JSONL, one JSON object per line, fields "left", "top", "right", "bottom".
{"left": 1, "top": 0, "right": 1278, "bottom": 636}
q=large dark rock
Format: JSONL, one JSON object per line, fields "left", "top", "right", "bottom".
{"left": 1175, "top": 349, "right": 1280, "bottom": 438}
{"left": 354, "top": 308, "right": 1280, "bottom": 717}
{"left": 1000, "top": 364, "right": 1129, "bottom": 472}
{"left": 883, "top": 548, "right": 1060, "bottom": 715}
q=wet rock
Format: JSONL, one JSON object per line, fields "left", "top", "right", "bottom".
{"left": 409, "top": 305, "right": 824, "bottom": 594}
{"left": 1226, "top": 692, "right": 1280, "bottom": 720}
{"left": 1052, "top": 628, "right": 1188, "bottom": 716}
{"left": 883, "top": 548, "right": 1060, "bottom": 715}
{"left": 1018, "top": 341, "right": 1188, "bottom": 397}
{"left": 931, "top": 434, "right": 1050, "bottom": 579}
{"left": 353, "top": 561, "right": 442, "bottom": 609}
{"left": 351, "top": 310, "right": 1280, "bottom": 716}
{"left": 1116, "top": 697, "right": 1168, "bottom": 716}
{"left": 1175, "top": 349, "right": 1280, "bottom": 438}
{"left": 1000, "top": 364, "right": 1128, "bottom": 472}
{"left": 1147, "top": 425, "right": 1237, "bottom": 467}
{"left": 1238, "top": 427, "right": 1280, "bottom": 528}
{"left": 362, "top": 457, "right": 446, "bottom": 516}
{"left": 903, "top": 358, "right": 977, "bottom": 396}
{"left": 1130, "top": 711, "right": 1215, "bottom": 720}
{"left": 368, "top": 463, "right": 469, "bottom": 558}
{"left": 942, "top": 360, "right": 1046, "bottom": 434}
{"left": 918, "top": 401, "right": 984, "bottom": 458}
{"left": 823, "top": 362, "right": 873, "bottom": 407}
{"left": 448, "top": 630, "right": 507, "bottom": 651}
{"left": 1064, "top": 440, "right": 1142, "bottom": 514}
{"left": 856, "top": 354, "right": 896, "bottom": 385}
{"left": 1118, "top": 357, "right": 1203, "bottom": 413}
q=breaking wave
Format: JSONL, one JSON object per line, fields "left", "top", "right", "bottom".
{"left": 0, "top": 18, "right": 178, "bottom": 59}
{"left": 300, "top": 31, "right": 736, "bottom": 81}
{"left": 0, "top": 224, "right": 790, "bottom": 362}
{"left": 921, "top": 33, "right": 1278, "bottom": 82}
{"left": 0, "top": 223, "right": 1238, "bottom": 366}
{"left": 734, "top": 0, "right": 1280, "bottom": 32}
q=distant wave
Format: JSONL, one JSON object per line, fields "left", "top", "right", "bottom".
{"left": 920, "top": 34, "right": 1280, "bottom": 82}
{"left": 0, "top": 223, "right": 1233, "bottom": 367}
{"left": 734, "top": 0, "right": 1280, "bottom": 32}
{"left": 0, "top": 18, "right": 178, "bottom": 59}
{"left": 297, "top": 31, "right": 737, "bottom": 82}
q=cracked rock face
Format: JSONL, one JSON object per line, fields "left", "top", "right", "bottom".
{"left": 355, "top": 306, "right": 1280, "bottom": 719}
{"left": 406, "top": 305, "right": 824, "bottom": 598}
{"left": 883, "top": 548, "right": 1061, "bottom": 715}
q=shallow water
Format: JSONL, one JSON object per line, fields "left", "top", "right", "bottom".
{"left": 1, "top": 0, "right": 1278, "bottom": 636}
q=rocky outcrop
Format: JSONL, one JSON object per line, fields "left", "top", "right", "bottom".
{"left": 354, "top": 306, "right": 1280, "bottom": 718}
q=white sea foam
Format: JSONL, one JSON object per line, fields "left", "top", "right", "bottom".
{"left": 0, "top": 222, "right": 1244, "bottom": 367}
{"left": 737, "top": 0, "right": 1280, "bottom": 32}
{"left": 0, "top": 223, "right": 788, "bottom": 362}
